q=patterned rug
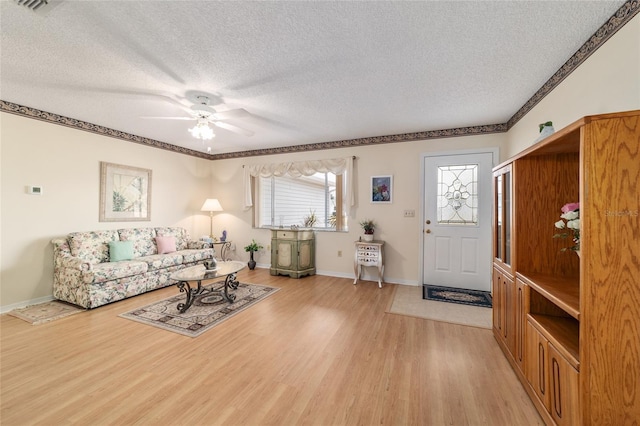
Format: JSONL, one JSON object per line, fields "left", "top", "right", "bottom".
{"left": 423, "top": 284, "right": 492, "bottom": 308}
{"left": 119, "top": 282, "right": 279, "bottom": 337}
{"left": 8, "top": 301, "right": 84, "bottom": 325}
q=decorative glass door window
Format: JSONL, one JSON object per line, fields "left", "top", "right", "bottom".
{"left": 436, "top": 164, "right": 478, "bottom": 225}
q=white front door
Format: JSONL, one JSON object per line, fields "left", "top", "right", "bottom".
{"left": 422, "top": 152, "right": 494, "bottom": 291}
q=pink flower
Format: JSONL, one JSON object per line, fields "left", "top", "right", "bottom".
{"left": 561, "top": 202, "right": 580, "bottom": 213}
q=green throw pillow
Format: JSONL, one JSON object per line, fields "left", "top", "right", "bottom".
{"left": 109, "top": 241, "right": 134, "bottom": 262}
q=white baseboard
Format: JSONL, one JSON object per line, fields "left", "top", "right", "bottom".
{"left": 315, "top": 269, "right": 419, "bottom": 286}
{"left": 1, "top": 295, "right": 55, "bottom": 314}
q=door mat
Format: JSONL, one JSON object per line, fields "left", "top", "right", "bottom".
{"left": 8, "top": 301, "right": 85, "bottom": 325}
{"left": 423, "top": 284, "right": 492, "bottom": 308}
{"left": 119, "top": 282, "right": 279, "bottom": 337}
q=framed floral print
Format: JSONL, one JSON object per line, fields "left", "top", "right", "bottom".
{"left": 99, "top": 162, "right": 152, "bottom": 221}
{"left": 371, "top": 175, "right": 392, "bottom": 203}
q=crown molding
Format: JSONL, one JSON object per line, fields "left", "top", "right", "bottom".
{"left": 2, "top": 1, "right": 637, "bottom": 160}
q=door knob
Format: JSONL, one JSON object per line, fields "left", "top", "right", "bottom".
{"left": 426, "top": 220, "right": 431, "bottom": 224}
{"left": 425, "top": 229, "right": 431, "bottom": 234}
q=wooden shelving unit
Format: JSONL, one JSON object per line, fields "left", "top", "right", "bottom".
{"left": 492, "top": 110, "right": 640, "bottom": 425}
{"left": 528, "top": 313, "right": 580, "bottom": 369}
{"left": 518, "top": 273, "right": 579, "bottom": 320}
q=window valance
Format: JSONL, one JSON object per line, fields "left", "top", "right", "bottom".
{"left": 243, "top": 157, "right": 354, "bottom": 210}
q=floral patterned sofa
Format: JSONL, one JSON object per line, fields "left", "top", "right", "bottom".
{"left": 52, "top": 227, "right": 213, "bottom": 309}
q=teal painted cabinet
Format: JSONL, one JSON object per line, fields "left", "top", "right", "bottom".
{"left": 270, "top": 229, "right": 315, "bottom": 278}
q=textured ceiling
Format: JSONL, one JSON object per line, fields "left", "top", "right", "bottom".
{"left": 0, "top": 1, "right": 629, "bottom": 157}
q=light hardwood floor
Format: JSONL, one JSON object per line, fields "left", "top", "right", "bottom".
{"left": 1, "top": 269, "right": 543, "bottom": 425}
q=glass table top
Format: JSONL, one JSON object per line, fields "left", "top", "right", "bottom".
{"left": 170, "top": 261, "right": 245, "bottom": 282}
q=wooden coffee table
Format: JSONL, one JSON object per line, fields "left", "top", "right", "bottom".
{"left": 170, "top": 261, "right": 246, "bottom": 313}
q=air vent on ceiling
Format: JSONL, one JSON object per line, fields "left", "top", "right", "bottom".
{"left": 14, "top": 0, "right": 51, "bottom": 12}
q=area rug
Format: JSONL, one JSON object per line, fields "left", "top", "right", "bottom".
{"left": 387, "top": 285, "right": 491, "bottom": 329}
{"left": 8, "top": 301, "right": 84, "bottom": 325}
{"left": 423, "top": 284, "right": 492, "bottom": 308}
{"left": 119, "top": 282, "right": 279, "bottom": 337}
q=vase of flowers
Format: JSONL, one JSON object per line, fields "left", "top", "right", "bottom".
{"left": 359, "top": 219, "right": 375, "bottom": 242}
{"left": 553, "top": 202, "right": 580, "bottom": 255}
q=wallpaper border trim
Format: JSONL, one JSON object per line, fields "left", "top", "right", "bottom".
{"left": 0, "top": 100, "right": 210, "bottom": 160}
{"left": 507, "top": 0, "right": 639, "bottom": 129}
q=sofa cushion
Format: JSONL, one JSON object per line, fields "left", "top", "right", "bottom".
{"left": 178, "top": 248, "right": 214, "bottom": 264}
{"left": 136, "top": 253, "right": 183, "bottom": 271}
{"left": 155, "top": 227, "right": 188, "bottom": 250}
{"left": 109, "top": 241, "right": 134, "bottom": 262}
{"left": 68, "top": 230, "right": 120, "bottom": 264}
{"left": 85, "top": 260, "right": 148, "bottom": 284}
{"left": 118, "top": 228, "right": 157, "bottom": 257}
{"left": 155, "top": 236, "right": 177, "bottom": 254}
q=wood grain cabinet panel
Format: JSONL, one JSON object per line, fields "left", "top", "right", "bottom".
{"left": 526, "top": 320, "right": 551, "bottom": 412}
{"left": 515, "top": 278, "right": 529, "bottom": 370}
{"left": 492, "top": 266, "right": 503, "bottom": 335}
{"left": 549, "top": 344, "right": 580, "bottom": 426}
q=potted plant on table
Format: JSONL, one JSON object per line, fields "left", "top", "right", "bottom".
{"left": 303, "top": 209, "right": 317, "bottom": 228}
{"left": 244, "top": 239, "right": 263, "bottom": 270}
{"left": 359, "top": 219, "right": 376, "bottom": 242}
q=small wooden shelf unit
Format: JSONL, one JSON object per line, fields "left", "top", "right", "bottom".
{"left": 492, "top": 110, "right": 640, "bottom": 425}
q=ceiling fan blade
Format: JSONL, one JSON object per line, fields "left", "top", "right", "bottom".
{"left": 212, "top": 121, "right": 255, "bottom": 137}
{"left": 140, "top": 116, "right": 196, "bottom": 121}
{"left": 212, "top": 108, "right": 250, "bottom": 121}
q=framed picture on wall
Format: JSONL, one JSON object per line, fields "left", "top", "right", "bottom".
{"left": 99, "top": 162, "right": 152, "bottom": 221}
{"left": 371, "top": 175, "right": 393, "bottom": 203}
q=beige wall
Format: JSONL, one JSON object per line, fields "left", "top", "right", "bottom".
{"left": 209, "top": 136, "right": 504, "bottom": 286}
{"left": 0, "top": 113, "right": 212, "bottom": 310}
{"left": 507, "top": 14, "right": 640, "bottom": 157}
{"left": 1, "top": 13, "right": 637, "bottom": 310}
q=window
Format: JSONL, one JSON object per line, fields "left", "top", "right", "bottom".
{"left": 259, "top": 172, "right": 340, "bottom": 229}
{"left": 436, "top": 164, "right": 478, "bottom": 225}
{"left": 243, "top": 157, "right": 354, "bottom": 231}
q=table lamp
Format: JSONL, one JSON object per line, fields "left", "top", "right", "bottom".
{"left": 201, "top": 198, "right": 223, "bottom": 238}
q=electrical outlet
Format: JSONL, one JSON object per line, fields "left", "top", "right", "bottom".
{"left": 338, "top": 250, "right": 342, "bottom": 257}
{"left": 403, "top": 209, "right": 415, "bottom": 217}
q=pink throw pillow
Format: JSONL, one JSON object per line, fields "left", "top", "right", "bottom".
{"left": 156, "top": 236, "right": 176, "bottom": 254}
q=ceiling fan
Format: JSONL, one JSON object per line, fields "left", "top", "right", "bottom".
{"left": 142, "top": 95, "right": 255, "bottom": 140}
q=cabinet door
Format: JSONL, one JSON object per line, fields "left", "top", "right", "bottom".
{"left": 515, "top": 278, "right": 529, "bottom": 370}
{"left": 492, "top": 266, "right": 503, "bottom": 333}
{"left": 493, "top": 165, "right": 513, "bottom": 274}
{"left": 504, "top": 273, "right": 516, "bottom": 355}
{"left": 298, "top": 239, "right": 314, "bottom": 269}
{"left": 549, "top": 344, "right": 580, "bottom": 426}
{"left": 275, "top": 240, "right": 295, "bottom": 269}
{"left": 526, "top": 321, "right": 551, "bottom": 412}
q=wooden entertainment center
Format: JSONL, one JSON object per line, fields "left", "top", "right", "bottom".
{"left": 492, "top": 110, "right": 639, "bottom": 425}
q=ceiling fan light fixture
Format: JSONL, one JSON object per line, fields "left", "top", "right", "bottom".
{"left": 188, "top": 119, "right": 215, "bottom": 140}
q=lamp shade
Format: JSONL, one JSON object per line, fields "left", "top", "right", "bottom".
{"left": 201, "top": 199, "right": 223, "bottom": 212}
